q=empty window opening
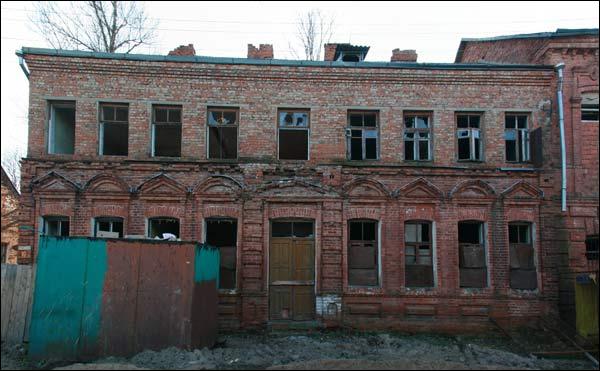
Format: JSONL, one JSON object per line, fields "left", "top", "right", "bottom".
{"left": 48, "top": 102, "right": 76, "bottom": 155}
{"left": 509, "top": 223, "right": 537, "bottom": 290}
{"left": 43, "top": 216, "right": 70, "bottom": 237}
{"left": 581, "top": 93, "right": 599, "bottom": 121}
{"left": 152, "top": 106, "right": 182, "bottom": 157}
{"left": 94, "top": 217, "right": 124, "bottom": 238}
{"left": 208, "top": 108, "right": 238, "bottom": 159}
{"left": 278, "top": 110, "right": 309, "bottom": 160}
{"left": 341, "top": 54, "right": 360, "bottom": 62}
{"left": 404, "top": 113, "right": 431, "bottom": 161}
{"left": 405, "top": 221, "right": 434, "bottom": 287}
{"left": 348, "top": 220, "right": 378, "bottom": 286}
{"left": 272, "top": 221, "right": 314, "bottom": 238}
{"left": 206, "top": 218, "right": 238, "bottom": 289}
{"left": 458, "top": 221, "right": 487, "bottom": 288}
{"left": 585, "top": 235, "right": 599, "bottom": 261}
{"left": 505, "top": 114, "right": 529, "bottom": 162}
{"left": 456, "top": 114, "right": 482, "bottom": 161}
{"left": 347, "top": 111, "right": 379, "bottom": 160}
{"left": 100, "top": 104, "right": 128, "bottom": 156}
{"left": 148, "top": 217, "right": 180, "bottom": 239}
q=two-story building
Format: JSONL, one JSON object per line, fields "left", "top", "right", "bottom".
{"left": 15, "top": 28, "right": 598, "bottom": 332}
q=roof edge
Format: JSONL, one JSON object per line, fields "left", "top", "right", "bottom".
{"left": 18, "top": 47, "right": 554, "bottom": 71}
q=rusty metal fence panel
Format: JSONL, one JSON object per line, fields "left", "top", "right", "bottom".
{"left": 29, "top": 237, "right": 219, "bottom": 360}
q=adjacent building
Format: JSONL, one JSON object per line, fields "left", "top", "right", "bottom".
{"left": 15, "top": 28, "right": 598, "bottom": 332}
{"left": 1, "top": 166, "right": 20, "bottom": 264}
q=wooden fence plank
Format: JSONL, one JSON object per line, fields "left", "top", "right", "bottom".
{"left": 6, "top": 265, "right": 33, "bottom": 344}
{"left": 23, "top": 265, "right": 37, "bottom": 343}
{"left": 1, "top": 264, "right": 17, "bottom": 341}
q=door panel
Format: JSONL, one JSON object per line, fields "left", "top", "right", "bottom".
{"left": 269, "top": 227, "right": 315, "bottom": 321}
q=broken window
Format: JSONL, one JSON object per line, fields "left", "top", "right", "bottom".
{"left": 43, "top": 216, "right": 70, "bottom": 236}
{"left": 505, "top": 114, "right": 529, "bottom": 162}
{"left": 278, "top": 109, "right": 309, "bottom": 160}
{"left": 404, "top": 113, "right": 431, "bottom": 161}
{"left": 456, "top": 114, "right": 482, "bottom": 161}
{"left": 99, "top": 103, "right": 128, "bottom": 156}
{"left": 348, "top": 220, "right": 378, "bottom": 286}
{"left": 48, "top": 101, "right": 76, "bottom": 155}
{"left": 405, "top": 221, "right": 434, "bottom": 287}
{"left": 148, "top": 217, "right": 180, "bottom": 239}
{"left": 585, "top": 235, "right": 599, "bottom": 260}
{"left": 509, "top": 222, "right": 537, "bottom": 290}
{"left": 581, "top": 93, "right": 599, "bottom": 121}
{"left": 94, "top": 217, "right": 124, "bottom": 238}
{"left": 205, "top": 218, "right": 238, "bottom": 289}
{"left": 208, "top": 108, "right": 238, "bottom": 159}
{"left": 458, "top": 221, "right": 487, "bottom": 288}
{"left": 347, "top": 111, "right": 379, "bottom": 160}
{"left": 152, "top": 106, "right": 182, "bottom": 157}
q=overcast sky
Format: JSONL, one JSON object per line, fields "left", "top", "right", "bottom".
{"left": 1, "top": 1, "right": 598, "bottom": 160}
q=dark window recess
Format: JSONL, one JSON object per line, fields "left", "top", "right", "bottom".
{"left": 505, "top": 114, "right": 529, "bottom": 162}
{"left": 529, "top": 127, "right": 543, "bottom": 168}
{"left": 509, "top": 223, "right": 537, "bottom": 290}
{"left": 404, "top": 221, "right": 434, "bottom": 287}
{"left": 94, "top": 217, "right": 124, "bottom": 238}
{"left": 153, "top": 106, "right": 182, "bottom": 157}
{"left": 272, "top": 221, "right": 314, "bottom": 238}
{"left": 206, "top": 219, "right": 238, "bottom": 289}
{"left": 278, "top": 110, "right": 309, "bottom": 160}
{"left": 581, "top": 94, "right": 599, "bottom": 121}
{"left": 585, "top": 235, "right": 599, "bottom": 261}
{"left": 1, "top": 243, "right": 7, "bottom": 263}
{"left": 99, "top": 104, "right": 128, "bottom": 156}
{"left": 458, "top": 222, "right": 487, "bottom": 288}
{"left": 456, "top": 114, "right": 482, "bottom": 161}
{"left": 347, "top": 111, "right": 378, "bottom": 160}
{"left": 148, "top": 218, "right": 180, "bottom": 239}
{"left": 208, "top": 108, "right": 238, "bottom": 159}
{"left": 404, "top": 114, "right": 431, "bottom": 161}
{"left": 44, "top": 216, "right": 70, "bottom": 237}
{"left": 49, "top": 102, "right": 76, "bottom": 155}
{"left": 348, "top": 220, "right": 378, "bottom": 286}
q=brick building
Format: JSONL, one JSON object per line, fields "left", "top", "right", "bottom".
{"left": 15, "top": 28, "right": 598, "bottom": 332}
{"left": 1, "top": 166, "right": 20, "bottom": 264}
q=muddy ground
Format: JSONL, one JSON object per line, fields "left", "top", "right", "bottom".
{"left": 2, "top": 328, "right": 597, "bottom": 370}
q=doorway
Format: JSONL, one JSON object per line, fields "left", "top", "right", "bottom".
{"left": 269, "top": 220, "right": 315, "bottom": 321}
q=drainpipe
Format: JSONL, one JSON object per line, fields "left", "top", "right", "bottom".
{"left": 555, "top": 63, "right": 566, "bottom": 212}
{"left": 18, "top": 53, "right": 30, "bottom": 79}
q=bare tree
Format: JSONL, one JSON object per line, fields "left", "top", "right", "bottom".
{"left": 31, "top": 1, "right": 158, "bottom": 53}
{"left": 1, "top": 148, "right": 24, "bottom": 191}
{"left": 290, "top": 9, "right": 335, "bottom": 61}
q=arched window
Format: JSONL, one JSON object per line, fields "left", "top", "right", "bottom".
{"left": 94, "top": 217, "right": 124, "bottom": 238}
{"left": 405, "top": 220, "right": 433, "bottom": 287}
{"left": 509, "top": 222, "right": 536, "bottom": 290}
{"left": 205, "top": 218, "right": 237, "bottom": 290}
{"left": 348, "top": 219, "right": 379, "bottom": 286}
{"left": 147, "top": 217, "right": 180, "bottom": 239}
{"left": 42, "top": 216, "right": 70, "bottom": 236}
{"left": 458, "top": 221, "right": 487, "bottom": 288}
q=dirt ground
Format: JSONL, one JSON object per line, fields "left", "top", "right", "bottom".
{"left": 1, "top": 328, "right": 597, "bottom": 370}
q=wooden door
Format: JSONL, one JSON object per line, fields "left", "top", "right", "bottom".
{"left": 269, "top": 223, "right": 315, "bottom": 320}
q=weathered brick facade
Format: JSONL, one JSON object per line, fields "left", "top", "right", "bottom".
{"left": 1, "top": 166, "right": 19, "bottom": 264}
{"left": 458, "top": 28, "right": 599, "bottom": 327}
{"left": 15, "top": 28, "right": 598, "bottom": 331}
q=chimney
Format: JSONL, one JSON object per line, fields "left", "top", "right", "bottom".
{"left": 247, "top": 44, "right": 273, "bottom": 59}
{"left": 391, "top": 49, "right": 418, "bottom": 62}
{"left": 168, "top": 44, "right": 196, "bottom": 56}
{"left": 324, "top": 43, "right": 337, "bottom": 61}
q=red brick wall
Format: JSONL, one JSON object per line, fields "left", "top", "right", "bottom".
{"left": 16, "top": 51, "right": 583, "bottom": 330}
